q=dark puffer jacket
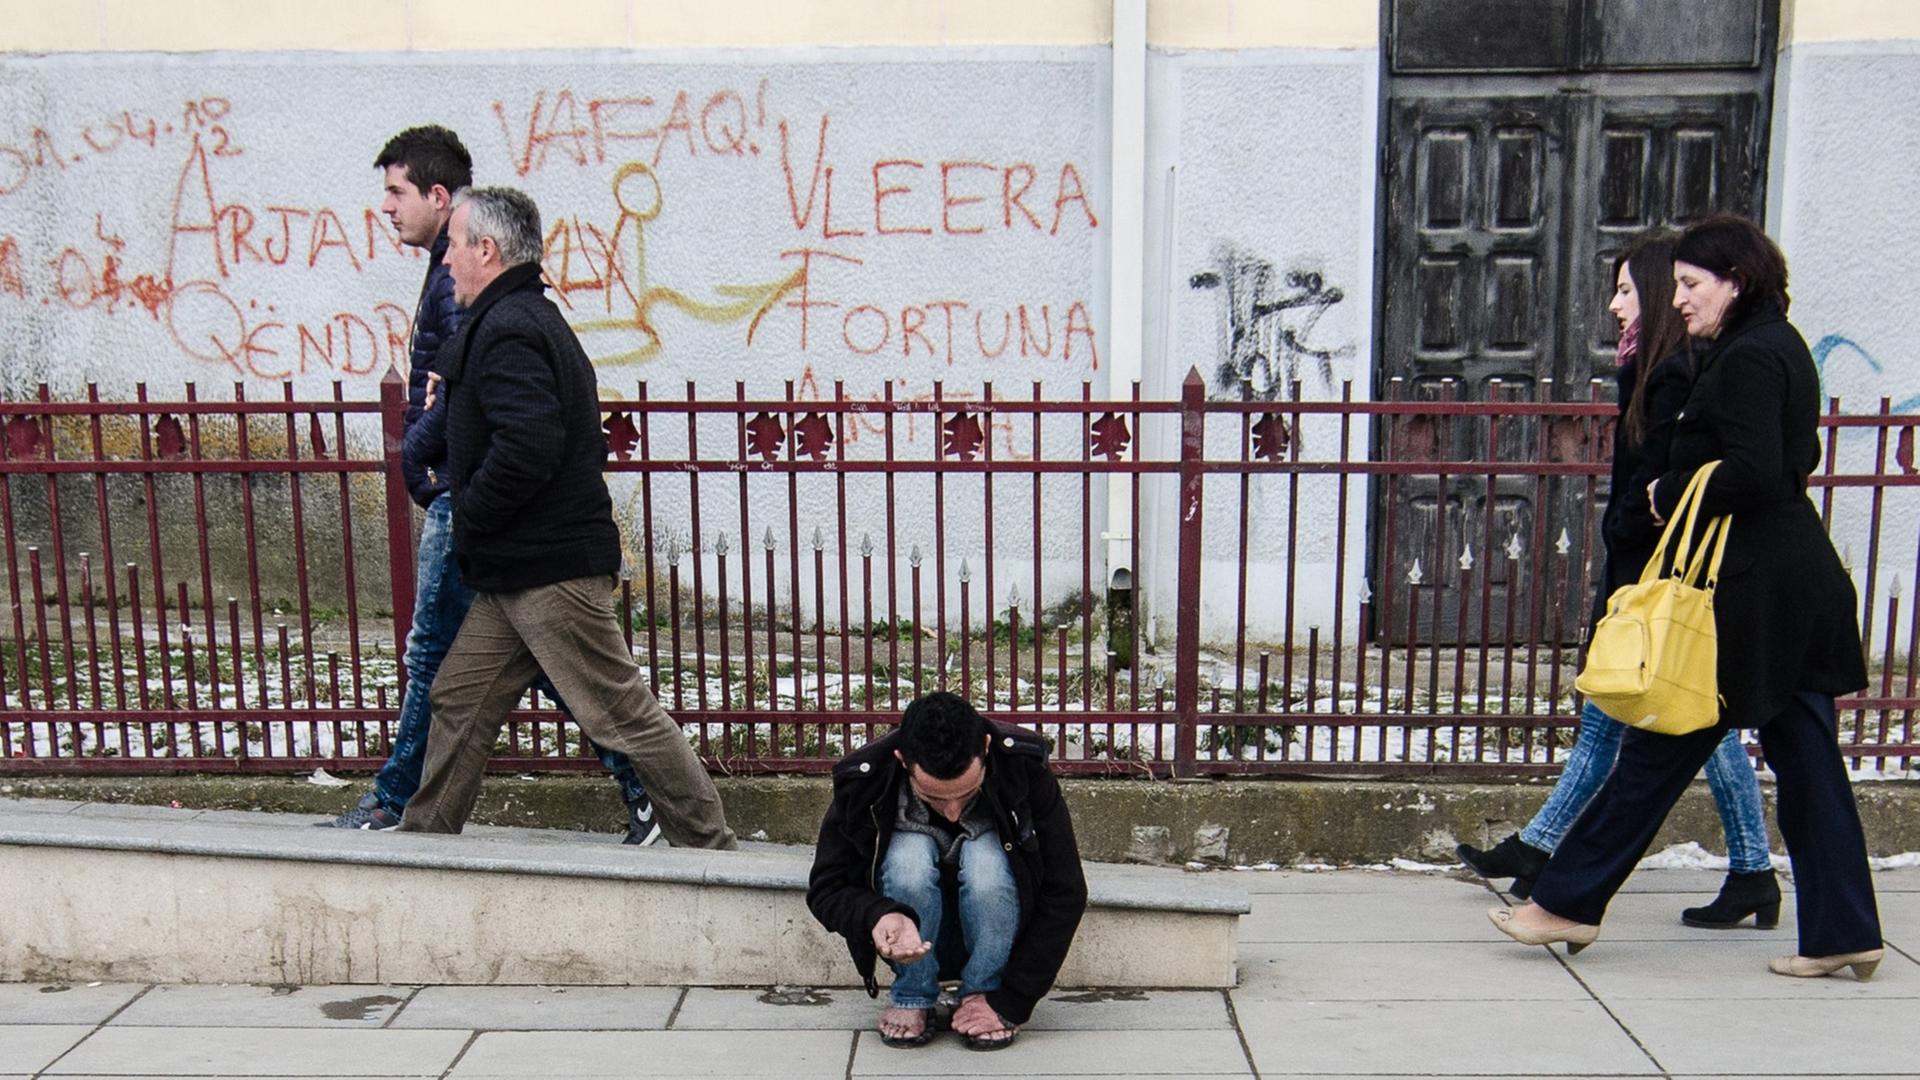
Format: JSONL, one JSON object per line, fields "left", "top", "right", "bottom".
{"left": 436, "top": 261, "right": 622, "bottom": 593}
{"left": 806, "top": 721, "right": 1088, "bottom": 1026}
{"left": 400, "top": 226, "right": 462, "bottom": 508}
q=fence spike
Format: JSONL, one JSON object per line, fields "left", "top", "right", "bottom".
{"left": 715, "top": 531, "right": 730, "bottom": 556}
{"left": 1554, "top": 528, "right": 1571, "bottom": 556}
{"left": 860, "top": 533, "right": 873, "bottom": 558}
{"left": 958, "top": 558, "right": 971, "bottom": 583}
{"left": 1506, "top": 532, "right": 1524, "bottom": 561}
{"left": 811, "top": 525, "right": 824, "bottom": 552}
{"left": 1893, "top": 574, "right": 1904, "bottom": 600}
{"left": 1407, "top": 559, "right": 1424, "bottom": 586}
{"left": 1459, "top": 544, "right": 1474, "bottom": 572}
{"left": 909, "top": 545, "right": 923, "bottom": 568}
{"left": 1008, "top": 583, "right": 1022, "bottom": 612}
{"left": 763, "top": 526, "right": 777, "bottom": 551}
{"left": 1358, "top": 578, "right": 1372, "bottom": 604}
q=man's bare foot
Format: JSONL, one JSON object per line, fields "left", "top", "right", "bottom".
{"left": 952, "top": 993, "right": 1018, "bottom": 1049}
{"left": 878, "top": 1005, "right": 933, "bottom": 1047}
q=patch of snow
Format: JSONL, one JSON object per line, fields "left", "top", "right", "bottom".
{"left": 305, "top": 767, "right": 349, "bottom": 788}
{"left": 1387, "top": 857, "right": 1456, "bottom": 873}
{"left": 1870, "top": 852, "right": 1920, "bottom": 871}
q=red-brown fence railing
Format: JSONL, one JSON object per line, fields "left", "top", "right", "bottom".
{"left": 3, "top": 368, "right": 1916, "bottom": 778}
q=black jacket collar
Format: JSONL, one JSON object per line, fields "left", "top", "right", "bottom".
{"left": 440, "top": 262, "right": 546, "bottom": 384}
{"left": 466, "top": 260, "right": 545, "bottom": 320}
{"left": 1697, "top": 303, "right": 1786, "bottom": 372}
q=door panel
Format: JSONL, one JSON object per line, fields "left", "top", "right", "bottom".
{"left": 1382, "top": 96, "right": 1567, "bottom": 643}
{"left": 1567, "top": 94, "right": 1762, "bottom": 380}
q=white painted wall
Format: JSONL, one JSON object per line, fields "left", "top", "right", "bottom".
{"left": 1140, "top": 46, "right": 1379, "bottom": 652}
{"left": 0, "top": 51, "right": 1110, "bottom": 397}
{"left": 1769, "top": 38, "right": 1920, "bottom": 641}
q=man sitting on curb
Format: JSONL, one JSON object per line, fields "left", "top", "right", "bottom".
{"left": 807, "top": 692, "right": 1088, "bottom": 1050}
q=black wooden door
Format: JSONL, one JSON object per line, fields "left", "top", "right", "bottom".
{"left": 1380, "top": 96, "right": 1567, "bottom": 644}
{"left": 1375, "top": 0, "right": 1777, "bottom": 646}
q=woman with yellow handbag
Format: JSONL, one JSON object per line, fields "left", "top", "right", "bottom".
{"left": 1458, "top": 233, "right": 1778, "bottom": 927}
{"left": 1488, "top": 215, "right": 1883, "bottom": 981}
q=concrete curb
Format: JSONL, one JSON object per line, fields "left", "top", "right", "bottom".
{"left": 0, "top": 799, "right": 1249, "bottom": 915}
{"left": 5, "top": 773, "right": 1918, "bottom": 864}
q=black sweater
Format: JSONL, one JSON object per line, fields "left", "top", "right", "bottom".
{"left": 1590, "top": 351, "right": 1693, "bottom": 632}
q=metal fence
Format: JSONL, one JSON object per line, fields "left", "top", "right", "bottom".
{"left": 2, "top": 369, "right": 1916, "bottom": 778}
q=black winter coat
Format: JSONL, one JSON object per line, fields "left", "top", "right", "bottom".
{"left": 806, "top": 721, "right": 1088, "bottom": 1026}
{"left": 1589, "top": 352, "right": 1693, "bottom": 633}
{"left": 437, "top": 262, "right": 622, "bottom": 593}
{"left": 400, "top": 226, "right": 462, "bottom": 508}
{"left": 1650, "top": 305, "right": 1867, "bottom": 725}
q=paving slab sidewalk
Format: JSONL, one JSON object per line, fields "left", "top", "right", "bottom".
{"left": 1, "top": 866, "right": 1914, "bottom": 1079}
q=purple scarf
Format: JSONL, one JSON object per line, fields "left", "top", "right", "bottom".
{"left": 1616, "top": 319, "right": 1641, "bottom": 367}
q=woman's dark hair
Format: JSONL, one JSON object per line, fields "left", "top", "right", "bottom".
{"left": 1613, "top": 230, "right": 1689, "bottom": 448}
{"left": 1673, "top": 213, "right": 1790, "bottom": 328}
{"left": 897, "top": 691, "right": 989, "bottom": 779}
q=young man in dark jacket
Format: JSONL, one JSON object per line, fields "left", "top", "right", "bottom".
{"left": 808, "top": 692, "right": 1087, "bottom": 1050}
{"left": 322, "top": 128, "right": 660, "bottom": 844}
{"left": 394, "top": 186, "right": 734, "bottom": 851}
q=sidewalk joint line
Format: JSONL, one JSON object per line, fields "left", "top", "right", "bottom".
{"left": 31, "top": 982, "right": 153, "bottom": 1080}
{"left": 383, "top": 983, "right": 427, "bottom": 1028}
{"left": 437, "top": 1028, "right": 482, "bottom": 1080}
{"left": 1222, "top": 988, "right": 1262, "bottom": 1079}
{"left": 842, "top": 1026, "right": 859, "bottom": 1080}
{"left": 665, "top": 985, "right": 689, "bottom": 1029}
{"left": 1552, "top": 949, "right": 1671, "bottom": 1078}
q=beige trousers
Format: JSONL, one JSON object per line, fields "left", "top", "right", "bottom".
{"left": 397, "top": 574, "right": 736, "bottom": 849}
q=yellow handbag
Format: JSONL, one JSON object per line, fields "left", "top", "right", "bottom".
{"left": 1574, "top": 461, "right": 1731, "bottom": 736}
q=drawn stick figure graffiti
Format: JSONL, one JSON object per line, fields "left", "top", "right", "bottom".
{"left": 568, "top": 161, "right": 805, "bottom": 366}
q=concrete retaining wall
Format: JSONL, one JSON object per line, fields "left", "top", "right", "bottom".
{"left": 8, "top": 773, "right": 1919, "bottom": 865}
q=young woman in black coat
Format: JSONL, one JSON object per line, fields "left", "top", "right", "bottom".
{"left": 1487, "top": 215, "right": 1884, "bottom": 980}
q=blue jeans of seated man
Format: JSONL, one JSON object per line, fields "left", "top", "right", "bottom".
{"left": 880, "top": 830, "right": 1022, "bottom": 1009}
{"left": 1520, "top": 700, "right": 1771, "bottom": 873}
{"left": 371, "top": 493, "right": 646, "bottom": 812}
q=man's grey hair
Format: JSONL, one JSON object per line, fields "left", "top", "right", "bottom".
{"left": 455, "top": 186, "right": 542, "bottom": 268}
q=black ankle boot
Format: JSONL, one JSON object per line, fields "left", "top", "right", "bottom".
{"left": 1681, "top": 869, "right": 1782, "bottom": 929}
{"left": 1456, "top": 834, "right": 1550, "bottom": 898}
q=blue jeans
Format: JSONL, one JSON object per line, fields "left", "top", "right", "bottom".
{"left": 372, "top": 494, "right": 646, "bottom": 812}
{"left": 1521, "top": 700, "right": 1771, "bottom": 873}
{"left": 880, "top": 831, "right": 1022, "bottom": 1009}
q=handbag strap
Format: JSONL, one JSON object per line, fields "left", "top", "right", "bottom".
{"left": 1641, "top": 462, "right": 1722, "bottom": 585}
{"left": 1680, "top": 513, "right": 1733, "bottom": 589}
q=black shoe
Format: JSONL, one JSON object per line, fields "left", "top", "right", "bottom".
{"left": 623, "top": 791, "right": 663, "bottom": 847}
{"left": 1456, "top": 834, "right": 1550, "bottom": 898}
{"left": 1681, "top": 869, "right": 1782, "bottom": 929}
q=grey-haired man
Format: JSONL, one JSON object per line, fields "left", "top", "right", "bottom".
{"left": 395, "top": 187, "right": 735, "bottom": 850}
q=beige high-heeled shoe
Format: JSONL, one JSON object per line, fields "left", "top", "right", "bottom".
{"left": 1768, "top": 949, "right": 1883, "bottom": 980}
{"left": 1488, "top": 905, "right": 1600, "bottom": 954}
